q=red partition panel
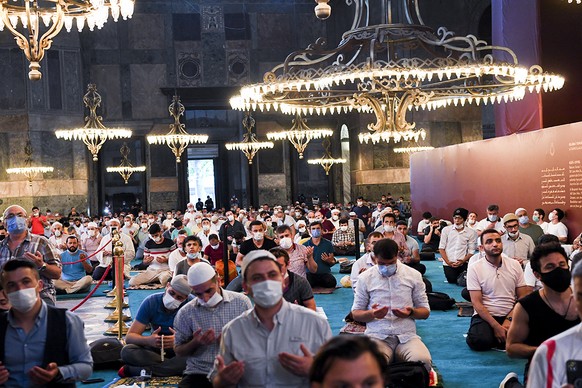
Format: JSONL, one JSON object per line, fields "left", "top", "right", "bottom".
{"left": 410, "top": 121, "right": 582, "bottom": 241}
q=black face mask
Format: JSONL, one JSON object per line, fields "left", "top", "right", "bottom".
{"left": 0, "top": 235, "right": 5, "bottom": 241}
{"left": 540, "top": 267, "right": 571, "bottom": 293}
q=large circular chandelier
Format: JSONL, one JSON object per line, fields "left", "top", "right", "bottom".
{"left": 55, "top": 84, "right": 132, "bottom": 161}
{"left": 230, "top": 0, "right": 564, "bottom": 144}
{"left": 225, "top": 112, "right": 273, "bottom": 165}
{"left": 0, "top": 0, "right": 134, "bottom": 80}
{"left": 147, "top": 95, "right": 208, "bottom": 163}
{"left": 266, "top": 113, "right": 333, "bottom": 159}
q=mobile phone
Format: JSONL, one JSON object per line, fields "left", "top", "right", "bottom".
{"left": 566, "top": 360, "right": 582, "bottom": 387}
{"left": 81, "top": 378, "right": 105, "bottom": 384}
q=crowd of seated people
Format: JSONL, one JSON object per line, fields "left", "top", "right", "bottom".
{"left": 0, "top": 197, "right": 581, "bottom": 387}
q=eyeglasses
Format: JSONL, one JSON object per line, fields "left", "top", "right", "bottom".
{"left": 505, "top": 223, "right": 519, "bottom": 230}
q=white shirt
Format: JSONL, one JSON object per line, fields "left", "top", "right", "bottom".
{"left": 538, "top": 221, "right": 549, "bottom": 233}
{"left": 94, "top": 232, "right": 136, "bottom": 277}
{"left": 197, "top": 230, "right": 212, "bottom": 249}
{"left": 466, "top": 256, "right": 526, "bottom": 317}
{"left": 476, "top": 218, "right": 504, "bottom": 233}
{"left": 405, "top": 235, "right": 419, "bottom": 253}
{"left": 502, "top": 232, "right": 535, "bottom": 261}
{"left": 528, "top": 323, "right": 582, "bottom": 388}
{"left": 547, "top": 221, "right": 568, "bottom": 240}
{"left": 438, "top": 225, "right": 478, "bottom": 265}
{"left": 417, "top": 219, "right": 430, "bottom": 234}
{"left": 523, "top": 261, "right": 543, "bottom": 291}
{"left": 352, "top": 261, "right": 429, "bottom": 343}
{"left": 168, "top": 249, "right": 186, "bottom": 273}
{"left": 350, "top": 253, "right": 375, "bottom": 292}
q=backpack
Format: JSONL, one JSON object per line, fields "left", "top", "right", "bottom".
{"left": 427, "top": 292, "right": 456, "bottom": 311}
{"left": 386, "top": 361, "right": 429, "bottom": 388}
{"left": 90, "top": 337, "right": 123, "bottom": 369}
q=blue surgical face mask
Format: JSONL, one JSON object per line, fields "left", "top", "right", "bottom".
{"left": 311, "top": 229, "right": 321, "bottom": 238}
{"left": 518, "top": 216, "right": 529, "bottom": 225}
{"left": 6, "top": 216, "right": 28, "bottom": 234}
{"left": 378, "top": 263, "right": 397, "bottom": 277}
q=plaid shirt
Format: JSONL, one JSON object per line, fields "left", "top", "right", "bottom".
{"left": 332, "top": 227, "right": 355, "bottom": 246}
{"left": 0, "top": 232, "right": 61, "bottom": 303}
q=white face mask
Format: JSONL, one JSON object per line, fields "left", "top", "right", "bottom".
{"left": 332, "top": 215, "right": 339, "bottom": 221}
{"left": 211, "top": 244, "right": 219, "bottom": 250}
{"left": 454, "top": 223, "right": 464, "bottom": 230}
{"left": 202, "top": 225, "right": 210, "bottom": 231}
{"left": 8, "top": 288, "right": 38, "bottom": 313}
{"left": 508, "top": 231, "right": 519, "bottom": 239}
{"left": 279, "top": 237, "right": 293, "bottom": 249}
{"left": 54, "top": 230, "right": 62, "bottom": 237}
{"left": 162, "top": 292, "right": 182, "bottom": 310}
{"left": 227, "top": 215, "right": 234, "bottom": 222}
{"left": 468, "top": 219, "right": 476, "bottom": 225}
{"left": 141, "top": 223, "right": 148, "bottom": 230}
{"left": 548, "top": 213, "right": 556, "bottom": 221}
{"left": 124, "top": 221, "right": 131, "bottom": 227}
{"left": 150, "top": 235, "right": 162, "bottom": 243}
{"left": 383, "top": 225, "right": 395, "bottom": 233}
{"left": 88, "top": 230, "right": 96, "bottom": 237}
{"left": 198, "top": 291, "right": 223, "bottom": 308}
{"left": 488, "top": 214, "right": 498, "bottom": 222}
{"left": 187, "top": 252, "right": 200, "bottom": 260}
{"left": 340, "top": 226, "right": 348, "bottom": 232}
{"left": 253, "top": 232, "right": 264, "bottom": 241}
{"left": 196, "top": 218, "right": 202, "bottom": 224}
{"left": 298, "top": 227, "right": 306, "bottom": 233}
{"left": 251, "top": 280, "right": 283, "bottom": 308}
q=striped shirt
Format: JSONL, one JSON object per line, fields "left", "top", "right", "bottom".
{"left": 144, "top": 238, "right": 176, "bottom": 271}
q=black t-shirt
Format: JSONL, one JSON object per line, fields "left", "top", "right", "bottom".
{"left": 239, "top": 237, "right": 277, "bottom": 255}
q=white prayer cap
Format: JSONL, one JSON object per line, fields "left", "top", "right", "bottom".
{"left": 331, "top": 209, "right": 340, "bottom": 214}
{"left": 188, "top": 262, "right": 216, "bottom": 286}
{"left": 515, "top": 208, "right": 527, "bottom": 215}
{"left": 170, "top": 274, "right": 191, "bottom": 296}
{"left": 87, "top": 222, "right": 98, "bottom": 228}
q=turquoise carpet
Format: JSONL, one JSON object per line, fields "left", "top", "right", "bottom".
{"left": 66, "top": 259, "right": 526, "bottom": 387}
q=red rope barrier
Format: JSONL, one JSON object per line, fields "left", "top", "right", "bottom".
{"left": 61, "top": 238, "right": 112, "bottom": 265}
{"left": 70, "top": 264, "right": 113, "bottom": 312}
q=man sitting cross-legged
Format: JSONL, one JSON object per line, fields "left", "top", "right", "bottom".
{"left": 119, "top": 275, "right": 193, "bottom": 377}
{"left": 54, "top": 235, "right": 93, "bottom": 294}
{"left": 129, "top": 223, "right": 175, "bottom": 288}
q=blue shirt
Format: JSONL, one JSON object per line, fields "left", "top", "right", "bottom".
{"left": 60, "top": 249, "right": 88, "bottom": 281}
{"left": 135, "top": 292, "right": 194, "bottom": 335}
{"left": 303, "top": 238, "right": 334, "bottom": 274}
{"left": 5, "top": 302, "right": 93, "bottom": 386}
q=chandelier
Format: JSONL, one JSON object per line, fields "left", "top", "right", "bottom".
{"left": 106, "top": 143, "right": 145, "bottom": 184}
{"left": 307, "top": 138, "right": 346, "bottom": 175}
{"left": 230, "top": 0, "right": 564, "bottom": 144}
{"left": 266, "top": 113, "right": 333, "bottom": 159}
{"left": 147, "top": 95, "right": 208, "bottom": 163}
{"left": 6, "top": 134, "right": 53, "bottom": 184}
{"left": 55, "top": 84, "right": 132, "bottom": 161}
{"left": 225, "top": 112, "right": 273, "bottom": 164}
{"left": 0, "top": 0, "right": 134, "bottom": 80}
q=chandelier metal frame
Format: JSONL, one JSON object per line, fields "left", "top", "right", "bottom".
{"left": 0, "top": 0, "right": 134, "bottom": 80}
{"left": 266, "top": 113, "right": 333, "bottom": 159}
{"left": 225, "top": 112, "right": 274, "bottom": 165}
{"left": 55, "top": 84, "right": 132, "bottom": 161}
{"left": 230, "top": 0, "right": 564, "bottom": 144}
{"left": 106, "top": 142, "right": 145, "bottom": 184}
{"left": 6, "top": 133, "right": 54, "bottom": 184}
{"left": 147, "top": 95, "right": 209, "bottom": 163}
{"left": 307, "top": 138, "right": 346, "bottom": 175}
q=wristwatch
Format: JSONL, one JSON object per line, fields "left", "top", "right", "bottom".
{"left": 38, "top": 263, "right": 47, "bottom": 272}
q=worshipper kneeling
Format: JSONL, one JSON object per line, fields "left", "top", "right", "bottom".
{"left": 0, "top": 259, "right": 93, "bottom": 386}
{"left": 54, "top": 235, "right": 93, "bottom": 294}
{"left": 129, "top": 223, "right": 175, "bottom": 288}
{"left": 210, "top": 250, "right": 332, "bottom": 387}
{"left": 351, "top": 238, "right": 432, "bottom": 372}
{"left": 173, "top": 262, "right": 252, "bottom": 388}
{"left": 119, "top": 275, "right": 193, "bottom": 377}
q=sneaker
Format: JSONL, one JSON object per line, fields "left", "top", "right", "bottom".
{"left": 499, "top": 372, "right": 519, "bottom": 388}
